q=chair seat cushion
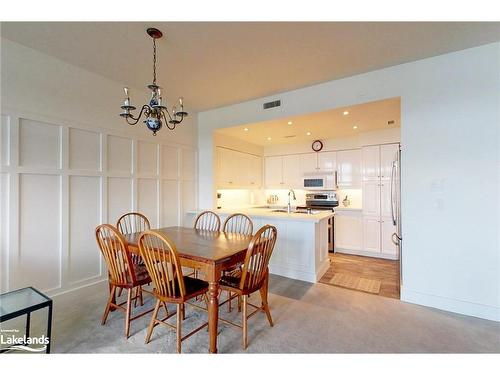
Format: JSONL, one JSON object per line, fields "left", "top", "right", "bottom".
{"left": 153, "top": 276, "right": 208, "bottom": 300}
{"left": 219, "top": 273, "right": 242, "bottom": 289}
{"left": 183, "top": 276, "right": 209, "bottom": 297}
{"left": 135, "top": 264, "right": 152, "bottom": 284}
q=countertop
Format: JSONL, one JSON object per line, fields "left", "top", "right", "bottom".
{"left": 334, "top": 206, "right": 363, "bottom": 212}
{"left": 186, "top": 207, "right": 335, "bottom": 223}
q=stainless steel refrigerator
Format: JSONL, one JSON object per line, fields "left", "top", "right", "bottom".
{"left": 390, "top": 145, "right": 403, "bottom": 286}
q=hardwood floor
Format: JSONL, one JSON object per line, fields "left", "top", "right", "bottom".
{"left": 319, "top": 253, "right": 400, "bottom": 299}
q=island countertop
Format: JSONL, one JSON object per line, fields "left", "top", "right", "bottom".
{"left": 186, "top": 207, "right": 334, "bottom": 223}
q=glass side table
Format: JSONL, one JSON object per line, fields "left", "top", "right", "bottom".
{"left": 0, "top": 287, "right": 53, "bottom": 353}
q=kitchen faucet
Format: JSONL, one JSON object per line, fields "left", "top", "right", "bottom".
{"left": 287, "top": 189, "right": 296, "bottom": 213}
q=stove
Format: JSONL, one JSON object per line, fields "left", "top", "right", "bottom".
{"left": 298, "top": 191, "right": 338, "bottom": 252}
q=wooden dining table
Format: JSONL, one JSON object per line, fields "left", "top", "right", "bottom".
{"left": 123, "top": 226, "right": 253, "bottom": 354}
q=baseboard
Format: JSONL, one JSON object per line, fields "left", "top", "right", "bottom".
{"left": 315, "top": 258, "right": 331, "bottom": 281}
{"left": 269, "top": 265, "right": 316, "bottom": 283}
{"left": 401, "top": 287, "right": 500, "bottom": 322}
{"left": 335, "top": 248, "right": 399, "bottom": 260}
{"left": 48, "top": 278, "right": 108, "bottom": 298}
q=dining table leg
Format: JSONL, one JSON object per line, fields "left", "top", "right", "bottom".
{"left": 207, "top": 264, "right": 221, "bottom": 354}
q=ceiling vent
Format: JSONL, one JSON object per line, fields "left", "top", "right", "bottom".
{"left": 284, "top": 135, "right": 296, "bottom": 139}
{"left": 263, "top": 99, "right": 281, "bottom": 110}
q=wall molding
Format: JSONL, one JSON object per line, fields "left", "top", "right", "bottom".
{"left": 401, "top": 287, "right": 500, "bottom": 322}
{"left": 0, "top": 110, "right": 198, "bottom": 295}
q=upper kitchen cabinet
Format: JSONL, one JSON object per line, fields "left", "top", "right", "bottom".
{"left": 282, "top": 154, "right": 302, "bottom": 188}
{"left": 362, "top": 143, "right": 399, "bottom": 181}
{"left": 264, "top": 155, "right": 284, "bottom": 188}
{"left": 362, "top": 145, "right": 380, "bottom": 181}
{"left": 317, "top": 151, "right": 337, "bottom": 172}
{"left": 299, "top": 151, "right": 337, "bottom": 175}
{"left": 216, "top": 146, "right": 262, "bottom": 189}
{"left": 336, "top": 149, "right": 361, "bottom": 188}
{"left": 264, "top": 154, "right": 301, "bottom": 188}
{"left": 299, "top": 153, "right": 318, "bottom": 174}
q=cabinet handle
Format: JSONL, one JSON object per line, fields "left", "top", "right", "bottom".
{"left": 228, "top": 181, "right": 233, "bottom": 184}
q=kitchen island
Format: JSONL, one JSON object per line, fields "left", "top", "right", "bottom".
{"left": 186, "top": 207, "right": 333, "bottom": 283}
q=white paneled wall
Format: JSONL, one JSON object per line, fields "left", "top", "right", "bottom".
{"left": 0, "top": 112, "right": 197, "bottom": 296}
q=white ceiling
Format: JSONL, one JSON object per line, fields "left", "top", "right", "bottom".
{"left": 215, "top": 97, "right": 400, "bottom": 146}
{"left": 2, "top": 22, "right": 499, "bottom": 111}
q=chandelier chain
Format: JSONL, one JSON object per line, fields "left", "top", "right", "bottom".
{"left": 152, "top": 37, "right": 157, "bottom": 85}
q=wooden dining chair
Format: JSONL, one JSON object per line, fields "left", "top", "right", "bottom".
{"left": 221, "top": 213, "right": 253, "bottom": 312}
{"left": 191, "top": 210, "right": 221, "bottom": 280}
{"left": 218, "top": 224, "right": 277, "bottom": 349}
{"left": 116, "top": 212, "right": 151, "bottom": 296}
{"left": 138, "top": 230, "right": 209, "bottom": 353}
{"left": 194, "top": 210, "right": 221, "bottom": 231}
{"left": 222, "top": 213, "right": 253, "bottom": 236}
{"left": 95, "top": 224, "right": 154, "bottom": 338}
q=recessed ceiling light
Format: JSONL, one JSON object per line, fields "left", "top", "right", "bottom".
{"left": 343, "top": 111, "right": 350, "bottom": 116}
{"left": 267, "top": 137, "right": 272, "bottom": 141}
{"left": 353, "top": 125, "right": 358, "bottom": 130}
{"left": 287, "top": 121, "right": 293, "bottom": 125}
{"left": 306, "top": 132, "right": 311, "bottom": 136}
{"left": 244, "top": 128, "right": 249, "bottom": 131}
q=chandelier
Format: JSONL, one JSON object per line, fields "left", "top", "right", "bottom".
{"left": 119, "top": 28, "right": 188, "bottom": 135}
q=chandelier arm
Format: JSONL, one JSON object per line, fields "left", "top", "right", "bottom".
{"left": 161, "top": 110, "right": 177, "bottom": 130}
{"left": 125, "top": 105, "right": 150, "bottom": 125}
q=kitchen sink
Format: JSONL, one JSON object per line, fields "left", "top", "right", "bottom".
{"left": 271, "top": 209, "right": 320, "bottom": 215}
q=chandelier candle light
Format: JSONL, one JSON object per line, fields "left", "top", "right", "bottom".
{"left": 119, "top": 28, "right": 188, "bottom": 135}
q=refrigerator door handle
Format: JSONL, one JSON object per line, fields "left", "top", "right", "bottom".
{"left": 392, "top": 232, "right": 402, "bottom": 246}
{"left": 390, "top": 160, "right": 396, "bottom": 225}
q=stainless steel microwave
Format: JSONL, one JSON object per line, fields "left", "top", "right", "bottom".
{"left": 302, "top": 173, "right": 337, "bottom": 190}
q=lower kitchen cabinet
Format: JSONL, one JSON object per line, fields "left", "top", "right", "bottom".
{"left": 334, "top": 211, "right": 363, "bottom": 251}
{"left": 363, "top": 216, "right": 381, "bottom": 253}
{"left": 335, "top": 211, "right": 398, "bottom": 260}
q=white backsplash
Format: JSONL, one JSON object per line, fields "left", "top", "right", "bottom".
{"left": 216, "top": 188, "right": 362, "bottom": 209}
{"left": 216, "top": 189, "right": 260, "bottom": 209}
{"left": 337, "top": 188, "right": 362, "bottom": 208}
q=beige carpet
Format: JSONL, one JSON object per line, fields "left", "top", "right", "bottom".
{"left": 329, "top": 273, "right": 381, "bottom": 294}
{"left": 2, "top": 275, "right": 499, "bottom": 353}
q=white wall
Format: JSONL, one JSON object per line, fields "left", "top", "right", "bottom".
{"left": 0, "top": 39, "right": 198, "bottom": 296}
{"left": 263, "top": 128, "right": 400, "bottom": 156}
{"left": 198, "top": 43, "right": 500, "bottom": 321}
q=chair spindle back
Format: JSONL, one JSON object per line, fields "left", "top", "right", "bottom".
{"left": 239, "top": 225, "right": 277, "bottom": 292}
{"left": 138, "top": 231, "right": 186, "bottom": 299}
{"left": 222, "top": 213, "right": 253, "bottom": 236}
{"left": 194, "top": 211, "right": 221, "bottom": 232}
{"left": 116, "top": 212, "right": 151, "bottom": 235}
{"left": 95, "top": 224, "right": 136, "bottom": 286}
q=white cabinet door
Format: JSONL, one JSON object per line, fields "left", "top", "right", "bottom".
{"left": 299, "top": 153, "right": 318, "bottom": 174}
{"left": 381, "top": 218, "right": 398, "bottom": 257}
{"left": 265, "top": 156, "right": 283, "bottom": 188}
{"left": 362, "top": 181, "right": 381, "bottom": 217}
{"left": 362, "top": 145, "right": 380, "bottom": 181}
{"left": 363, "top": 217, "right": 381, "bottom": 253}
{"left": 248, "top": 154, "right": 262, "bottom": 188}
{"left": 216, "top": 148, "right": 237, "bottom": 187}
{"left": 337, "top": 149, "right": 361, "bottom": 188}
{"left": 318, "top": 151, "right": 337, "bottom": 172}
{"left": 282, "top": 154, "right": 302, "bottom": 188}
{"left": 380, "top": 143, "right": 399, "bottom": 180}
{"left": 335, "top": 212, "right": 363, "bottom": 250}
{"left": 380, "top": 181, "right": 392, "bottom": 218}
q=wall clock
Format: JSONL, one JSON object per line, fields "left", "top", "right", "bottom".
{"left": 312, "top": 140, "right": 323, "bottom": 152}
